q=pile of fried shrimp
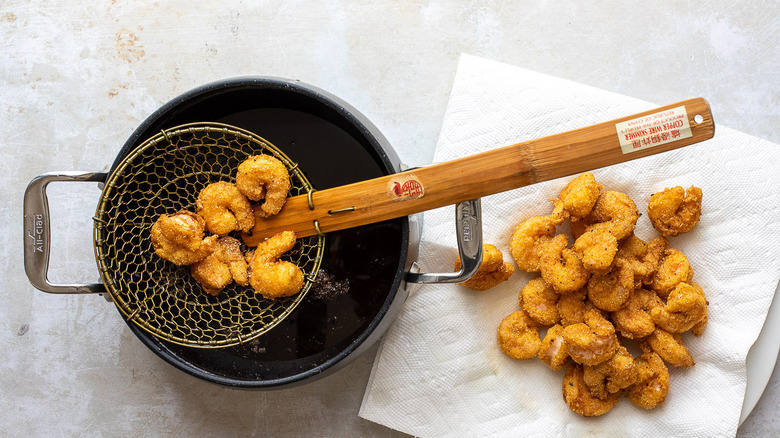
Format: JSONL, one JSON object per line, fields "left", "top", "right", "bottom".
{"left": 457, "top": 173, "right": 705, "bottom": 417}
{"left": 149, "top": 155, "right": 303, "bottom": 300}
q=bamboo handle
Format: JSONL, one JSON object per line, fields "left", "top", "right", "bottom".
{"left": 242, "top": 98, "right": 714, "bottom": 245}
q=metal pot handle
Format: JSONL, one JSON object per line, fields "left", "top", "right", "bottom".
{"left": 24, "top": 171, "right": 108, "bottom": 294}
{"left": 405, "top": 199, "right": 483, "bottom": 284}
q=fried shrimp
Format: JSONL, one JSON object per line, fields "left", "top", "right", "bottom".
{"left": 648, "top": 186, "right": 702, "bottom": 237}
{"left": 495, "top": 174, "right": 710, "bottom": 415}
{"left": 691, "top": 315, "right": 708, "bottom": 336}
{"left": 539, "top": 324, "right": 570, "bottom": 370}
{"left": 616, "top": 235, "right": 668, "bottom": 288}
{"left": 645, "top": 328, "right": 695, "bottom": 368}
{"left": 497, "top": 310, "right": 542, "bottom": 360}
{"left": 569, "top": 218, "right": 592, "bottom": 240}
{"left": 558, "top": 288, "right": 589, "bottom": 326}
{"left": 519, "top": 277, "right": 560, "bottom": 326}
{"left": 190, "top": 236, "right": 249, "bottom": 295}
{"left": 539, "top": 233, "right": 591, "bottom": 294}
{"left": 626, "top": 351, "right": 670, "bottom": 410}
{"left": 562, "top": 363, "right": 621, "bottom": 417}
{"left": 456, "top": 244, "right": 515, "bottom": 291}
{"left": 235, "top": 155, "right": 291, "bottom": 217}
{"left": 509, "top": 201, "right": 566, "bottom": 272}
{"left": 651, "top": 282, "right": 708, "bottom": 333}
{"left": 587, "top": 258, "right": 634, "bottom": 312}
{"left": 690, "top": 287, "right": 709, "bottom": 336}
{"left": 562, "top": 309, "right": 619, "bottom": 366}
{"left": 611, "top": 288, "right": 663, "bottom": 339}
{"left": 557, "top": 172, "right": 603, "bottom": 221}
{"left": 572, "top": 191, "right": 640, "bottom": 274}
{"left": 150, "top": 211, "right": 218, "bottom": 266}
{"left": 650, "top": 248, "right": 694, "bottom": 299}
{"left": 588, "top": 191, "right": 641, "bottom": 240}
{"left": 583, "top": 346, "right": 638, "bottom": 400}
{"left": 572, "top": 224, "right": 618, "bottom": 274}
{"left": 196, "top": 181, "right": 255, "bottom": 236}
{"left": 247, "top": 231, "right": 305, "bottom": 299}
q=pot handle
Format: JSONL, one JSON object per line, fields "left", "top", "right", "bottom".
{"left": 406, "top": 199, "right": 483, "bottom": 284}
{"left": 24, "top": 171, "right": 108, "bottom": 294}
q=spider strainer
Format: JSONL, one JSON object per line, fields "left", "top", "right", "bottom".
{"left": 94, "top": 122, "right": 325, "bottom": 348}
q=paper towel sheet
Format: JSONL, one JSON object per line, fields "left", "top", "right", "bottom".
{"left": 359, "top": 54, "right": 780, "bottom": 437}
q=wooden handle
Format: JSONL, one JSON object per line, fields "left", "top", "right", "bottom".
{"left": 242, "top": 98, "right": 714, "bottom": 245}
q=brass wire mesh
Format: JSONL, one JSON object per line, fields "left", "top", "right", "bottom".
{"left": 94, "top": 123, "right": 324, "bottom": 348}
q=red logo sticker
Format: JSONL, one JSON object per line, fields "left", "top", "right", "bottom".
{"left": 388, "top": 174, "right": 424, "bottom": 201}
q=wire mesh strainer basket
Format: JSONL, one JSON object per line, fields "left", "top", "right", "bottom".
{"left": 94, "top": 122, "right": 325, "bottom": 348}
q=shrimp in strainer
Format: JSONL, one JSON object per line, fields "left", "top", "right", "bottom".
{"left": 196, "top": 181, "right": 255, "bottom": 236}
{"left": 236, "top": 155, "right": 291, "bottom": 218}
{"left": 150, "top": 211, "right": 217, "bottom": 266}
{"left": 247, "top": 230, "right": 304, "bottom": 299}
{"left": 190, "top": 236, "right": 249, "bottom": 295}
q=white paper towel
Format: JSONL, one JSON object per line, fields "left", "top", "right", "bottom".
{"left": 359, "top": 54, "right": 780, "bottom": 437}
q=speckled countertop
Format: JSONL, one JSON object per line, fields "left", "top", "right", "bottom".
{"left": 2, "top": 2, "right": 778, "bottom": 436}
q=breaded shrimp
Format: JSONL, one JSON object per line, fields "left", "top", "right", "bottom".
{"left": 497, "top": 310, "right": 542, "bottom": 360}
{"left": 569, "top": 218, "right": 592, "bottom": 240}
{"left": 509, "top": 200, "right": 566, "bottom": 272}
{"left": 572, "top": 191, "right": 639, "bottom": 274}
{"left": 616, "top": 235, "right": 668, "bottom": 288}
{"left": 690, "top": 287, "right": 709, "bottom": 336}
{"left": 557, "top": 172, "right": 603, "bottom": 221}
{"left": 562, "top": 309, "right": 619, "bottom": 366}
{"left": 626, "top": 351, "right": 670, "bottom": 410}
{"left": 587, "top": 258, "right": 634, "bottom": 312}
{"left": 650, "top": 248, "right": 694, "bottom": 299}
{"left": 572, "top": 223, "right": 618, "bottom": 274}
{"left": 648, "top": 186, "right": 702, "bottom": 236}
{"left": 190, "top": 236, "right": 249, "bottom": 295}
{"left": 236, "top": 155, "right": 291, "bottom": 217}
{"left": 557, "top": 288, "right": 589, "bottom": 326}
{"left": 611, "top": 288, "right": 663, "bottom": 339}
{"left": 150, "top": 211, "right": 217, "bottom": 266}
{"left": 562, "top": 363, "right": 621, "bottom": 417}
{"left": 519, "top": 277, "right": 560, "bottom": 326}
{"left": 538, "top": 324, "right": 570, "bottom": 370}
{"left": 583, "top": 346, "right": 637, "bottom": 400}
{"left": 247, "top": 231, "right": 305, "bottom": 299}
{"left": 588, "top": 191, "right": 640, "bottom": 241}
{"left": 456, "top": 244, "right": 515, "bottom": 291}
{"left": 539, "top": 234, "right": 591, "bottom": 294}
{"left": 651, "top": 282, "right": 708, "bottom": 333}
{"left": 196, "top": 181, "right": 255, "bottom": 236}
{"left": 645, "top": 328, "right": 695, "bottom": 368}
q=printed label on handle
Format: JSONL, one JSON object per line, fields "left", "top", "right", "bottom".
{"left": 615, "top": 106, "right": 692, "bottom": 154}
{"left": 458, "top": 202, "right": 477, "bottom": 242}
{"left": 387, "top": 174, "right": 425, "bottom": 201}
{"left": 26, "top": 213, "right": 45, "bottom": 253}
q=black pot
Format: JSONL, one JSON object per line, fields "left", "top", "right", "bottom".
{"left": 124, "top": 77, "right": 421, "bottom": 387}
{"left": 24, "top": 77, "right": 482, "bottom": 388}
